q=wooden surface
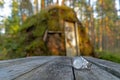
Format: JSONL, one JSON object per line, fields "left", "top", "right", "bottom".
{"left": 85, "top": 57, "right": 120, "bottom": 78}
{"left": 0, "top": 56, "right": 120, "bottom": 80}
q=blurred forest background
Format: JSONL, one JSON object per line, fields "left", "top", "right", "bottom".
{"left": 0, "top": 0, "right": 120, "bottom": 63}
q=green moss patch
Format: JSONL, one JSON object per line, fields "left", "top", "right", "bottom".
{"left": 97, "top": 51, "right": 120, "bottom": 63}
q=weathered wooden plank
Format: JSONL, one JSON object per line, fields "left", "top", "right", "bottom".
{"left": 74, "top": 64, "right": 120, "bottom": 80}
{"left": 0, "top": 56, "right": 120, "bottom": 80}
{"left": 85, "top": 57, "right": 120, "bottom": 78}
{"left": 14, "top": 57, "right": 74, "bottom": 80}
{"left": 0, "top": 56, "right": 53, "bottom": 69}
{"left": 0, "top": 56, "right": 56, "bottom": 80}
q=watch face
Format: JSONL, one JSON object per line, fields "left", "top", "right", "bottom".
{"left": 73, "top": 57, "right": 91, "bottom": 69}
{"left": 73, "top": 57, "right": 83, "bottom": 69}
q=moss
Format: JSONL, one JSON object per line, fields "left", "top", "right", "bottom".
{"left": 20, "top": 15, "right": 37, "bottom": 31}
{"left": 16, "top": 5, "right": 94, "bottom": 56}
{"left": 26, "top": 39, "right": 42, "bottom": 50}
{"left": 33, "top": 24, "right": 46, "bottom": 37}
{"left": 97, "top": 51, "right": 120, "bottom": 63}
{"left": 48, "top": 5, "right": 76, "bottom": 21}
{"left": 47, "top": 5, "right": 77, "bottom": 31}
{"left": 25, "top": 38, "right": 48, "bottom": 56}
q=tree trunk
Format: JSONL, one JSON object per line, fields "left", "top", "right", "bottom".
{"left": 56, "top": 0, "right": 59, "bottom": 4}
{"left": 41, "top": 0, "right": 45, "bottom": 9}
{"left": 62, "top": 0, "right": 65, "bottom": 5}
{"left": 99, "top": 0, "right": 103, "bottom": 52}
{"left": 34, "top": 0, "right": 39, "bottom": 13}
{"left": 99, "top": 19, "right": 103, "bottom": 52}
{"left": 119, "top": 0, "right": 120, "bottom": 10}
{"left": 22, "top": 13, "right": 27, "bottom": 22}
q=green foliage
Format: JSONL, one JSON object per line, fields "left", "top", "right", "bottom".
{"left": 20, "top": 15, "right": 37, "bottom": 30}
{"left": 21, "top": 10, "right": 48, "bottom": 31}
{"left": 33, "top": 25, "right": 46, "bottom": 37}
{"left": 0, "top": 0, "right": 22, "bottom": 59}
{"left": 97, "top": 50, "right": 120, "bottom": 63}
{"left": 0, "top": 48, "right": 8, "bottom": 60}
{"left": 0, "top": 35, "right": 26, "bottom": 60}
{"left": 96, "top": 0, "right": 117, "bottom": 23}
{"left": 0, "top": 36, "right": 8, "bottom": 60}
{"left": 20, "top": 0, "right": 33, "bottom": 16}
{"left": 18, "top": 10, "right": 50, "bottom": 56}
{"left": 0, "top": 0, "right": 4, "bottom": 7}
{"left": 5, "top": 0, "right": 20, "bottom": 35}
{"left": 25, "top": 38, "right": 48, "bottom": 56}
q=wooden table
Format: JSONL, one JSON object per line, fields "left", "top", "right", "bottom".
{"left": 0, "top": 56, "right": 120, "bottom": 80}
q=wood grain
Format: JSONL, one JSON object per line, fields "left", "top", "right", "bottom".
{"left": 0, "top": 56, "right": 56, "bottom": 80}
{"left": 85, "top": 57, "right": 120, "bottom": 78}
{"left": 0, "top": 56, "right": 120, "bottom": 80}
{"left": 74, "top": 64, "right": 120, "bottom": 80}
{"left": 15, "top": 57, "right": 74, "bottom": 80}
